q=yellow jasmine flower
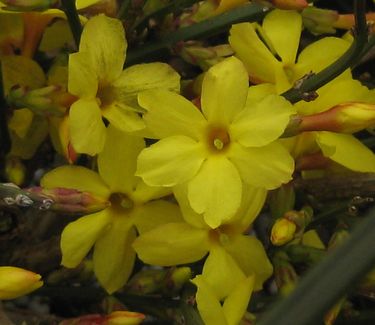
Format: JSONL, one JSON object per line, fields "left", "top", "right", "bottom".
{"left": 282, "top": 77, "right": 375, "bottom": 172}
{"left": 229, "top": 9, "right": 350, "bottom": 93}
{"left": 0, "top": 266, "right": 43, "bottom": 300}
{"left": 136, "top": 56, "right": 295, "bottom": 227}
{"left": 133, "top": 184, "right": 273, "bottom": 292}
{"left": 68, "top": 14, "right": 180, "bottom": 155}
{"left": 41, "top": 125, "right": 181, "bottom": 293}
{"left": 192, "top": 274, "right": 255, "bottom": 325}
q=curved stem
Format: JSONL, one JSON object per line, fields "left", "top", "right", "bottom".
{"left": 61, "top": 0, "right": 82, "bottom": 48}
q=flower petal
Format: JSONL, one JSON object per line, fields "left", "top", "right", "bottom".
{"left": 191, "top": 276, "right": 227, "bottom": 325}
{"left": 229, "top": 142, "right": 294, "bottom": 189}
{"left": 224, "top": 235, "right": 273, "bottom": 290}
{"left": 98, "top": 125, "right": 145, "bottom": 193}
{"left": 133, "top": 200, "right": 183, "bottom": 234}
{"left": 132, "top": 179, "right": 172, "bottom": 203}
{"left": 79, "top": 14, "right": 126, "bottom": 82}
{"left": 68, "top": 52, "right": 97, "bottom": 97}
{"left": 294, "top": 37, "right": 350, "bottom": 80}
{"left": 229, "top": 23, "right": 280, "bottom": 83}
{"left": 136, "top": 136, "right": 206, "bottom": 187}
{"left": 61, "top": 209, "right": 111, "bottom": 268}
{"left": 201, "top": 57, "right": 248, "bottom": 125}
{"left": 133, "top": 223, "right": 209, "bottom": 266}
{"left": 188, "top": 156, "right": 242, "bottom": 228}
{"left": 231, "top": 94, "right": 295, "bottom": 147}
{"left": 139, "top": 89, "right": 206, "bottom": 139}
{"left": 246, "top": 84, "right": 277, "bottom": 105}
{"left": 69, "top": 98, "right": 107, "bottom": 155}
{"left": 94, "top": 215, "right": 136, "bottom": 293}
{"left": 102, "top": 104, "right": 145, "bottom": 133}
{"left": 202, "top": 246, "right": 246, "bottom": 300}
{"left": 316, "top": 132, "right": 375, "bottom": 172}
{"left": 222, "top": 275, "right": 255, "bottom": 325}
{"left": 113, "top": 63, "right": 180, "bottom": 108}
{"left": 41, "top": 165, "right": 110, "bottom": 198}
{"left": 262, "top": 9, "right": 302, "bottom": 65}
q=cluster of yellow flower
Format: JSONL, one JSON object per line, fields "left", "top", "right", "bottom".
{"left": 1, "top": 1, "right": 375, "bottom": 324}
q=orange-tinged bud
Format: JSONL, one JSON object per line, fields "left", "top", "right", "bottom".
{"left": 271, "top": 218, "right": 297, "bottom": 246}
{"left": 0, "top": 266, "right": 43, "bottom": 300}
{"left": 106, "top": 311, "right": 145, "bottom": 325}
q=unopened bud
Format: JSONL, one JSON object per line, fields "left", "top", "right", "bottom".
{"left": 5, "top": 156, "right": 26, "bottom": 186}
{"left": 162, "top": 267, "right": 192, "bottom": 295}
{"left": 127, "top": 269, "right": 167, "bottom": 295}
{"left": 27, "top": 187, "right": 109, "bottom": 213}
{"left": 270, "top": 0, "right": 308, "bottom": 10}
{"left": 302, "top": 7, "right": 339, "bottom": 35}
{"left": 106, "top": 311, "right": 145, "bottom": 325}
{"left": 273, "top": 251, "right": 298, "bottom": 296}
{"left": 0, "top": 0, "right": 59, "bottom": 11}
{"left": 7, "top": 85, "right": 76, "bottom": 117}
{"left": 0, "top": 266, "right": 43, "bottom": 300}
{"left": 271, "top": 218, "right": 297, "bottom": 246}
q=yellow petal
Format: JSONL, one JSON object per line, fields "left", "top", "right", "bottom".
{"left": 302, "top": 230, "right": 325, "bottom": 250}
{"left": 246, "top": 83, "right": 277, "bottom": 105}
{"left": 98, "top": 125, "right": 145, "bottom": 193}
{"left": 229, "top": 184, "right": 267, "bottom": 233}
{"left": 139, "top": 89, "right": 206, "bottom": 140}
{"left": 224, "top": 236, "right": 273, "bottom": 290}
{"left": 102, "top": 104, "right": 145, "bottom": 133}
{"left": 316, "top": 132, "right": 375, "bottom": 172}
{"left": 201, "top": 57, "right": 248, "bottom": 125}
{"left": 69, "top": 98, "right": 107, "bottom": 155}
{"left": 132, "top": 179, "right": 172, "bottom": 203}
{"left": 61, "top": 209, "right": 111, "bottom": 268}
{"left": 132, "top": 200, "right": 183, "bottom": 234}
{"left": 229, "top": 141, "right": 294, "bottom": 189}
{"left": 230, "top": 94, "right": 295, "bottom": 147}
{"left": 39, "top": 19, "right": 73, "bottom": 53}
{"left": 262, "top": 9, "right": 302, "bottom": 65}
{"left": 136, "top": 136, "right": 206, "bottom": 187}
{"left": 68, "top": 52, "right": 97, "bottom": 97}
{"left": 294, "top": 37, "right": 350, "bottom": 80}
{"left": 79, "top": 14, "right": 126, "bottom": 82}
{"left": 0, "top": 266, "right": 43, "bottom": 300}
{"left": 1, "top": 55, "right": 45, "bottom": 95}
{"left": 76, "top": 0, "right": 100, "bottom": 9}
{"left": 229, "top": 23, "right": 280, "bottom": 83}
{"left": 202, "top": 246, "right": 246, "bottom": 300}
{"left": 113, "top": 62, "right": 180, "bottom": 108}
{"left": 41, "top": 165, "right": 110, "bottom": 198}
{"left": 8, "top": 108, "right": 33, "bottom": 138}
{"left": 191, "top": 275, "right": 227, "bottom": 325}
{"left": 222, "top": 275, "right": 255, "bottom": 325}
{"left": 133, "top": 223, "right": 209, "bottom": 266}
{"left": 94, "top": 215, "right": 136, "bottom": 293}
{"left": 188, "top": 156, "right": 242, "bottom": 228}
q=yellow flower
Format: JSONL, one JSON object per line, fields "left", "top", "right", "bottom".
{"left": 0, "top": 266, "right": 43, "bottom": 300}
{"left": 133, "top": 184, "right": 273, "bottom": 292}
{"left": 229, "top": 9, "right": 351, "bottom": 93}
{"left": 68, "top": 14, "right": 180, "bottom": 155}
{"left": 41, "top": 125, "right": 181, "bottom": 293}
{"left": 136, "top": 56, "right": 295, "bottom": 227}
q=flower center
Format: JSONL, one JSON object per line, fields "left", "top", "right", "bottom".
{"left": 207, "top": 127, "right": 230, "bottom": 153}
{"left": 109, "top": 193, "right": 134, "bottom": 213}
{"left": 97, "top": 82, "right": 115, "bottom": 109}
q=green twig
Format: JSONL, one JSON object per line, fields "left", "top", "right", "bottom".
{"left": 61, "top": 0, "right": 82, "bottom": 48}
{"left": 258, "top": 205, "right": 375, "bottom": 325}
{"left": 125, "top": 2, "right": 270, "bottom": 65}
{"left": 282, "top": 0, "right": 368, "bottom": 104}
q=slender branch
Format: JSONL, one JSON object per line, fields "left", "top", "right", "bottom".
{"left": 125, "top": 2, "right": 270, "bottom": 65}
{"left": 61, "top": 0, "right": 82, "bottom": 48}
{"left": 282, "top": 0, "right": 368, "bottom": 104}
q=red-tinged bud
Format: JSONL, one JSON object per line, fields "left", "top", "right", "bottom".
{"left": 0, "top": 266, "right": 43, "bottom": 300}
{"left": 27, "top": 187, "right": 109, "bottom": 213}
{"left": 59, "top": 314, "right": 106, "bottom": 325}
{"left": 333, "top": 13, "right": 375, "bottom": 31}
{"left": 270, "top": 0, "right": 308, "bottom": 10}
{"left": 271, "top": 218, "right": 297, "bottom": 246}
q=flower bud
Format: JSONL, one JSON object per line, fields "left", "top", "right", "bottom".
{"left": 0, "top": 266, "right": 43, "bottom": 300}
{"left": 5, "top": 156, "right": 26, "bottom": 186}
{"left": 126, "top": 269, "right": 166, "bottom": 295}
{"left": 271, "top": 218, "right": 297, "bottom": 246}
{"left": 106, "top": 311, "right": 145, "bottom": 325}
{"left": 0, "top": 0, "right": 58, "bottom": 11}
{"left": 302, "top": 7, "right": 339, "bottom": 35}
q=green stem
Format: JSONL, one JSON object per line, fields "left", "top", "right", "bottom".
{"left": 282, "top": 0, "right": 368, "bottom": 104}
{"left": 258, "top": 205, "right": 375, "bottom": 325}
{"left": 61, "top": 0, "right": 82, "bottom": 48}
{"left": 125, "top": 2, "right": 270, "bottom": 65}
{"left": 306, "top": 203, "right": 348, "bottom": 230}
